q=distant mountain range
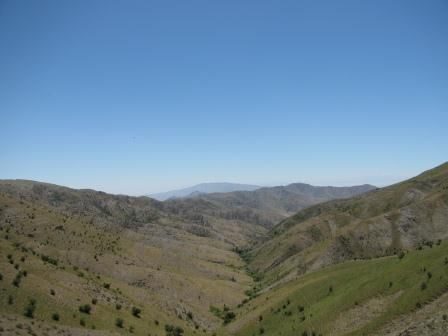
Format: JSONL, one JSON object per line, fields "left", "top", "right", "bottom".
{"left": 148, "top": 182, "right": 261, "bottom": 200}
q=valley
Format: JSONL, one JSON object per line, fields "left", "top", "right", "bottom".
{"left": 0, "top": 163, "right": 447, "bottom": 336}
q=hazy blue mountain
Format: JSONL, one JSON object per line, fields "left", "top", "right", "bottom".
{"left": 148, "top": 182, "right": 261, "bottom": 201}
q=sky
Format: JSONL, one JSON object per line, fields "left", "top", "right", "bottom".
{"left": 0, "top": 0, "right": 447, "bottom": 195}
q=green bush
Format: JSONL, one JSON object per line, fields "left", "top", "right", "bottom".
{"left": 115, "top": 318, "right": 124, "bottom": 328}
{"left": 24, "top": 299, "right": 36, "bottom": 318}
{"left": 79, "top": 304, "right": 92, "bottom": 314}
{"left": 223, "top": 311, "right": 236, "bottom": 324}
{"left": 165, "top": 324, "right": 184, "bottom": 336}
{"left": 52, "top": 313, "right": 60, "bottom": 321}
{"left": 131, "top": 306, "right": 141, "bottom": 318}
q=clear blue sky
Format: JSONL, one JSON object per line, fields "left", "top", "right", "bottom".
{"left": 1, "top": 1, "right": 447, "bottom": 195}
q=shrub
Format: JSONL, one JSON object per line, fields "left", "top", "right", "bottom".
{"left": 131, "top": 306, "right": 141, "bottom": 318}
{"left": 259, "top": 327, "right": 265, "bottom": 334}
{"left": 80, "top": 318, "right": 86, "bottom": 326}
{"left": 24, "top": 299, "right": 36, "bottom": 318}
{"left": 0, "top": 273, "right": 2, "bottom": 281}
{"left": 421, "top": 282, "right": 427, "bottom": 291}
{"left": 52, "top": 313, "right": 60, "bottom": 321}
{"left": 41, "top": 255, "right": 58, "bottom": 266}
{"left": 79, "top": 304, "right": 92, "bottom": 314}
{"left": 115, "top": 303, "right": 122, "bottom": 310}
{"left": 92, "top": 298, "right": 97, "bottom": 305}
{"left": 223, "top": 311, "right": 236, "bottom": 324}
{"left": 115, "top": 318, "right": 124, "bottom": 328}
{"left": 398, "top": 251, "right": 405, "bottom": 259}
{"left": 165, "top": 324, "right": 184, "bottom": 336}
{"left": 50, "top": 289, "right": 55, "bottom": 296}
{"left": 187, "top": 311, "right": 193, "bottom": 320}
{"left": 103, "top": 283, "right": 111, "bottom": 289}
{"left": 8, "top": 295, "right": 13, "bottom": 305}
{"left": 12, "top": 272, "right": 23, "bottom": 287}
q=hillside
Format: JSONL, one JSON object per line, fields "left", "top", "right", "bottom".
{"left": 0, "top": 180, "right": 255, "bottom": 336}
{"left": 226, "top": 240, "right": 448, "bottom": 336}
{"left": 247, "top": 162, "right": 448, "bottom": 285}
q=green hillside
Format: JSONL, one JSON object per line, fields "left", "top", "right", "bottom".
{"left": 226, "top": 240, "right": 448, "bottom": 336}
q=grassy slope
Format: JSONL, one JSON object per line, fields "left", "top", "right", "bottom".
{"left": 227, "top": 240, "right": 448, "bottom": 336}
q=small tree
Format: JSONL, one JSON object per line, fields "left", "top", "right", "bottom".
{"left": 52, "top": 313, "right": 60, "bottom": 321}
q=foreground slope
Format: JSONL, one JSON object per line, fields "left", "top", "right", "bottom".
{"left": 248, "top": 162, "right": 448, "bottom": 285}
{"left": 226, "top": 240, "right": 448, "bottom": 336}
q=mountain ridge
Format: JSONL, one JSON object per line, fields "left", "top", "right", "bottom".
{"left": 148, "top": 182, "right": 261, "bottom": 201}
